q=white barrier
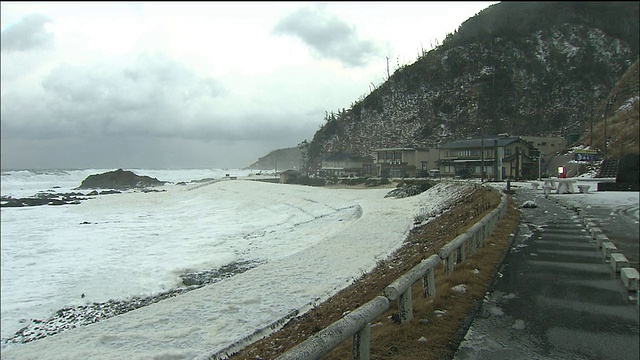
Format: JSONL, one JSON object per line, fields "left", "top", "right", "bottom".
{"left": 384, "top": 254, "right": 441, "bottom": 323}
{"left": 386, "top": 188, "right": 507, "bottom": 325}
{"left": 276, "top": 296, "right": 389, "bottom": 360}
{"left": 577, "top": 185, "right": 590, "bottom": 194}
{"left": 610, "top": 253, "right": 630, "bottom": 274}
{"left": 438, "top": 194, "right": 506, "bottom": 276}
{"left": 277, "top": 186, "right": 508, "bottom": 359}
{"left": 602, "top": 241, "right": 618, "bottom": 261}
{"left": 620, "top": 268, "right": 639, "bottom": 291}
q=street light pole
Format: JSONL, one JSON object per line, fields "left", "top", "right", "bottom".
{"left": 590, "top": 104, "right": 593, "bottom": 146}
{"left": 538, "top": 154, "right": 542, "bottom": 181}
{"left": 604, "top": 98, "right": 612, "bottom": 159}
{"left": 604, "top": 103, "right": 608, "bottom": 159}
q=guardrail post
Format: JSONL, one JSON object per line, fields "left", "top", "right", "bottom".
{"left": 398, "top": 287, "right": 413, "bottom": 323}
{"left": 477, "top": 223, "right": 484, "bottom": 248}
{"left": 468, "top": 230, "right": 477, "bottom": 255}
{"left": 458, "top": 241, "right": 467, "bottom": 263}
{"left": 444, "top": 253, "right": 454, "bottom": 275}
{"left": 385, "top": 255, "right": 440, "bottom": 325}
{"left": 276, "top": 296, "right": 389, "bottom": 360}
{"left": 353, "top": 323, "right": 371, "bottom": 360}
{"left": 422, "top": 268, "right": 436, "bottom": 298}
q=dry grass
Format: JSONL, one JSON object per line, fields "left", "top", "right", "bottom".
{"left": 581, "top": 103, "right": 640, "bottom": 157}
{"left": 579, "top": 60, "right": 639, "bottom": 158}
{"left": 229, "top": 185, "right": 520, "bottom": 360}
{"left": 321, "top": 195, "right": 519, "bottom": 360}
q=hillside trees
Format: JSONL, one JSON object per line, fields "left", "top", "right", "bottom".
{"left": 305, "top": 2, "right": 638, "bottom": 174}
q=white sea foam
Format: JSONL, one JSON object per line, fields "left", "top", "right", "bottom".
{"left": 1, "top": 169, "right": 468, "bottom": 359}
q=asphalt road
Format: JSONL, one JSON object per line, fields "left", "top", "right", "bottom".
{"left": 555, "top": 196, "right": 639, "bottom": 267}
{"left": 454, "top": 187, "right": 639, "bottom": 360}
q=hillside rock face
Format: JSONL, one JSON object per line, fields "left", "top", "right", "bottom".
{"left": 246, "top": 146, "right": 304, "bottom": 171}
{"left": 78, "top": 169, "right": 165, "bottom": 189}
{"left": 306, "top": 2, "right": 639, "bottom": 173}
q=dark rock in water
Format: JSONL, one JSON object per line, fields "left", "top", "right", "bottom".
{"left": 78, "top": 169, "right": 166, "bottom": 190}
{"left": 141, "top": 188, "right": 166, "bottom": 193}
{"left": 1, "top": 192, "right": 90, "bottom": 208}
{"left": 99, "top": 190, "right": 122, "bottom": 195}
{"left": 0, "top": 259, "right": 266, "bottom": 348}
{"left": 180, "top": 259, "right": 265, "bottom": 286}
{"left": 0, "top": 171, "right": 160, "bottom": 208}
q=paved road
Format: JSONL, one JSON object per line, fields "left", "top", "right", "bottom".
{"left": 454, "top": 188, "right": 639, "bottom": 360}
{"left": 553, "top": 195, "right": 639, "bottom": 267}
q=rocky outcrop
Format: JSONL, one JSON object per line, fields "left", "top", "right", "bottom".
{"left": 78, "top": 169, "right": 165, "bottom": 190}
{"left": 246, "top": 147, "right": 304, "bottom": 171}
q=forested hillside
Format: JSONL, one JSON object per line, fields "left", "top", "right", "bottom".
{"left": 305, "top": 2, "right": 639, "bottom": 173}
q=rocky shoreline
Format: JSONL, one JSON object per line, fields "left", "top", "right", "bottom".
{"left": 1, "top": 259, "right": 264, "bottom": 349}
{"left": 1, "top": 169, "right": 168, "bottom": 208}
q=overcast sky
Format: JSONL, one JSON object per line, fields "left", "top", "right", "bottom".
{"left": 1, "top": 1, "right": 497, "bottom": 170}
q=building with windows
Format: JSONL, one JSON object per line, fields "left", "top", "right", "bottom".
{"left": 319, "top": 152, "right": 374, "bottom": 177}
{"left": 520, "top": 136, "right": 567, "bottom": 157}
{"left": 371, "top": 147, "right": 438, "bottom": 178}
{"left": 438, "top": 135, "right": 537, "bottom": 180}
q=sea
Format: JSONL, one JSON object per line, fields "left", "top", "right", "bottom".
{"left": 0, "top": 168, "right": 263, "bottom": 341}
{"left": 0, "top": 168, "right": 462, "bottom": 358}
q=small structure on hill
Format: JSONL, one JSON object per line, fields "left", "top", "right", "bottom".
{"left": 597, "top": 153, "right": 639, "bottom": 191}
{"left": 280, "top": 169, "right": 302, "bottom": 184}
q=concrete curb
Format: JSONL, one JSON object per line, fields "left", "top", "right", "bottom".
{"left": 551, "top": 195, "right": 639, "bottom": 308}
{"left": 449, "top": 195, "right": 521, "bottom": 359}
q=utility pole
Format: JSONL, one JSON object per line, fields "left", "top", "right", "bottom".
{"left": 386, "top": 57, "right": 390, "bottom": 80}
{"left": 538, "top": 154, "right": 542, "bottom": 181}
{"left": 604, "top": 97, "right": 613, "bottom": 159}
{"left": 477, "top": 94, "right": 484, "bottom": 183}
{"left": 590, "top": 114, "right": 593, "bottom": 146}
{"left": 481, "top": 126, "right": 485, "bottom": 183}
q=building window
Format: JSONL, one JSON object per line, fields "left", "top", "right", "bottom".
{"left": 505, "top": 149, "right": 512, "bottom": 155}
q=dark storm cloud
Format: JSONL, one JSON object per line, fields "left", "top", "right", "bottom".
{"left": 1, "top": 52, "right": 316, "bottom": 145}
{"left": 273, "top": 6, "right": 381, "bottom": 67}
{"left": 1, "top": 53, "right": 224, "bottom": 139}
{"left": 1, "top": 14, "right": 54, "bottom": 52}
